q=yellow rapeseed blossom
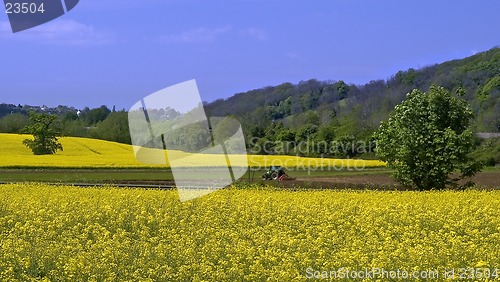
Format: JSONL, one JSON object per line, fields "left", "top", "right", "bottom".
{"left": 0, "top": 134, "right": 385, "bottom": 169}
{"left": 0, "top": 183, "right": 499, "bottom": 281}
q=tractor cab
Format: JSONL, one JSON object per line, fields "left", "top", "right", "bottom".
{"left": 262, "top": 166, "right": 286, "bottom": 180}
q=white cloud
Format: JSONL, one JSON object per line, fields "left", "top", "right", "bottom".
{"left": 155, "top": 26, "right": 232, "bottom": 43}
{"left": 0, "top": 19, "right": 114, "bottom": 46}
{"left": 240, "top": 27, "right": 268, "bottom": 41}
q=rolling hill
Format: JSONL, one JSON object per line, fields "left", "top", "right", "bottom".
{"left": 204, "top": 47, "right": 500, "bottom": 163}
{"left": 0, "top": 134, "right": 152, "bottom": 168}
{"left": 0, "top": 134, "right": 385, "bottom": 169}
{"left": 1, "top": 47, "right": 498, "bottom": 163}
{"left": 206, "top": 47, "right": 500, "bottom": 137}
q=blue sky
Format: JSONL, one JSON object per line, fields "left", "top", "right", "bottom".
{"left": 0, "top": 0, "right": 499, "bottom": 110}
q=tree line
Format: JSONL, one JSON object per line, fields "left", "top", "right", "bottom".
{"left": 16, "top": 86, "right": 486, "bottom": 190}
{"left": 0, "top": 105, "right": 131, "bottom": 145}
{"left": 1, "top": 47, "right": 498, "bottom": 164}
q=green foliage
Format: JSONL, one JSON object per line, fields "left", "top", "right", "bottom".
{"left": 2, "top": 48, "right": 499, "bottom": 157}
{"left": 295, "top": 124, "right": 318, "bottom": 143}
{"left": 207, "top": 48, "right": 499, "bottom": 148}
{"left": 61, "top": 120, "right": 88, "bottom": 137}
{"left": 91, "top": 112, "right": 131, "bottom": 144}
{"left": 299, "top": 92, "right": 315, "bottom": 110}
{"left": 275, "top": 128, "right": 295, "bottom": 142}
{"left": 265, "top": 97, "right": 292, "bottom": 120}
{"left": 374, "top": 86, "right": 482, "bottom": 190}
{"left": 62, "top": 111, "right": 79, "bottom": 123}
{"left": 180, "top": 125, "right": 210, "bottom": 151}
{"left": 0, "top": 113, "right": 29, "bottom": 133}
{"left": 332, "top": 135, "right": 363, "bottom": 158}
{"left": 251, "top": 137, "right": 272, "bottom": 155}
{"left": 477, "top": 76, "right": 500, "bottom": 101}
{"left": 22, "top": 112, "right": 63, "bottom": 155}
{"left": 396, "top": 68, "right": 417, "bottom": 85}
{"left": 333, "top": 80, "right": 350, "bottom": 99}
{"left": 470, "top": 137, "right": 500, "bottom": 167}
{"left": 81, "top": 105, "right": 111, "bottom": 126}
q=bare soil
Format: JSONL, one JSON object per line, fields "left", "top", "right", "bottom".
{"left": 289, "top": 171, "right": 499, "bottom": 190}
{"left": 109, "top": 171, "right": 499, "bottom": 190}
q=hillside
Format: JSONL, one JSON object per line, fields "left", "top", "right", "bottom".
{"left": 204, "top": 47, "right": 499, "bottom": 162}
{"left": 206, "top": 47, "right": 499, "bottom": 136}
{"left": 0, "top": 47, "right": 499, "bottom": 163}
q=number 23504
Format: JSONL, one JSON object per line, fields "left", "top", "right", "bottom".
{"left": 5, "top": 2, "right": 45, "bottom": 14}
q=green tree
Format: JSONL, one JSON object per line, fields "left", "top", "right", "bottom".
{"left": 61, "top": 119, "right": 88, "bottom": 138}
{"left": 333, "top": 134, "right": 362, "bottom": 158}
{"left": 275, "top": 128, "right": 295, "bottom": 155}
{"left": 91, "top": 112, "right": 131, "bottom": 144}
{"left": 82, "top": 105, "right": 111, "bottom": 126}
{"left": 374, "top": 86, "right": 482, "bottom": 190}
{"left": 334, "top": 80, "right": 350, "bottom": 99}
{"left": 22, "top": 112, "right": 63, "bottom": 155}
{"left": 0, "top": 113, "right": 29, "bottom": 133}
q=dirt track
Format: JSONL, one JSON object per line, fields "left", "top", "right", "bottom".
{"left": 109, "top": 171, "right": 498, "bottom": 190}
{"left": 291, "top": 171, "right": 499, "bottom": 190}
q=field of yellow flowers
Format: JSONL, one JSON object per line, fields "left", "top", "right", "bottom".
{"left": 1, "top": 183, "right": 499, "bottom": 281}
{"left": 0, "top": 133, "right": 385, "bottom": 169}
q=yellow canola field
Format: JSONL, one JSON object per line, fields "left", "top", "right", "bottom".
{"left": 0, "top": 134, "right": 385, "bottom": 168}
{"left": 1, "top": 183, "right": 499, "bottom": 281}
{"left": 0, "top": 134, "right": 150, "bottom": 168}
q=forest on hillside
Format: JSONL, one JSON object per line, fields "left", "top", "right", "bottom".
{"left": 1, "top": 47, "right": 499, "bottom": 164}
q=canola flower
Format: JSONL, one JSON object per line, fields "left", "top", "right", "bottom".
{"left": 0, "top": 183, "right": 499, "bottom": 281}
{"left": 0, "top": 134, "right": 385, "bottom": 169}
